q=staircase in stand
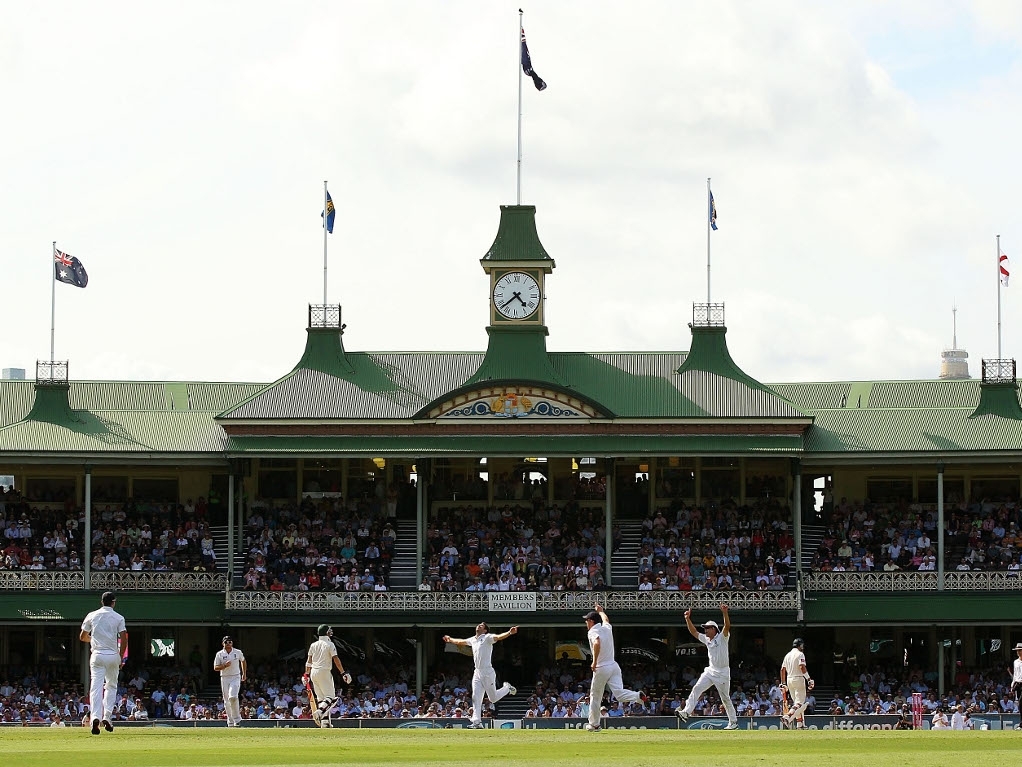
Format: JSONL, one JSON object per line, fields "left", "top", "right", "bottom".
{"left": 388, "top": 519, "right": 420, "bottom": 590}
{"left": 208, "top": 525, "right": 232, "bottom": 580}
{"left": 610, "top": 523, "right": 642, "bottom": 589}
{"left": 799, "top": 524, "right": 825, "bottom": 575}
{"left": 495, "top": 684, "right": 533, "bottom": 719}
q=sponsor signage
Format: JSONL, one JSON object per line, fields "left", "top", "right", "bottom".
{"left": 523, "top": 717, "right": 675, "bottom": 730}
{"left": 12, "top": 713, "right": 1014, "bottom": 730}
{"left": 488, "top": 592, "right": 537, "bottom": 612}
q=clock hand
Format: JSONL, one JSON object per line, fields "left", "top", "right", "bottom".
{"left": 500, "top": 295, "right": 518, "bottom": 309}
{"left": 513, "top": 291, "right": 527, "bottom": 307}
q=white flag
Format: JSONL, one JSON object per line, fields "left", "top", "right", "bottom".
{"left": 1000, "top": 251, "right": 1010, "bottom": 287}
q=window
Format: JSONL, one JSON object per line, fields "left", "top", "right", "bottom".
{"left": 25, "top": 477, "right": 75, "bottom": 503}
{"left": 132, "top": 478, "right": 178, "bottom": 503}
{"left": 92, "top": 476, "right": 128, "bottom": 502}
{"left": 866, "top": 478, "right": 912, "bottom": 504}
{"left": 303, "top": 458, "right": 344, "bottom": 494}
{"left": 971, "top": 477, "right": 1019, "bottom": 503}
{"left": 918, "top": 478, "right": 964, "bottom": 505}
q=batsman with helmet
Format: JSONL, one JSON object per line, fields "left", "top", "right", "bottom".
{"left": 304, "top": 624, "right": 352, "bottom": 728}
{"left": 780, "top": 637, "right": 813, "bottom": 730}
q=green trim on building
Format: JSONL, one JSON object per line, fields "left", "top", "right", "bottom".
{"left": 804, "top": 594, "right": 1022, "bottom": 624}
{"left": 0, "top": 593, "right": 224, "bottom": 624}
{"left": 227, "top": 433, "right": 803, "bottom": 456}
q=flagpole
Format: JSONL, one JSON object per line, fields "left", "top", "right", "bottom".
{"left": 997, "top": 234, "right": 1002, "bottom": 359}
{"left": 517, "top": 9, "right": 524, "bottom": 205}
{"left": 706, "top": 178, "right": 712, "bottom": 305}
{"left": 50, "top": 241, "right": 56, "bottom": 364}
{"left": 323, "top": 181, "right": 329, "bottom": 306}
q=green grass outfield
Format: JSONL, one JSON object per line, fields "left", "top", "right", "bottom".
{"left": 0, "top": 728, "right": 1019, "bottom": 767}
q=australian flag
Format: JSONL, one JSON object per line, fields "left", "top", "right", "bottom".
{"left": 54, "top": 249, "right": 88, "bottom": 288}
{"left": 709, "top": 191, "right": 718, "bottom": 231}
{"left": 521, "top": 27, "right": 547, "bottom": 91}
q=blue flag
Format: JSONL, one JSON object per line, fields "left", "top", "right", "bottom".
{"left": 322, "top": 191, "right": 335, "bottom": 234}
{"left": 521, "top": 27, "right": 547, "bottom": 91}
{"left": 709, "top": 191, "right": 718, "bottom": 231}
{"left": 54, "top": 249, "right": 88, "bottom": 288}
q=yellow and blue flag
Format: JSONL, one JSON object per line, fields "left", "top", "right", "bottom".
{"left": 322, "top": 191, "right": 335, "bottom": 234}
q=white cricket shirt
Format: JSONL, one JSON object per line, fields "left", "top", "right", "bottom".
{"left": 587, "top": 622, "right": 616, "bottom": 669}
{"left": 80, "top": 606, "right": 125, "bottom": 655}
{"left": 781, "top": 648, "right": 807, "bottom": 680}
{"left": 469, "top": 633, "right": 496, "bottom": 670}
{"left": 698, "top": 630, "right": 731, "bottom": 673}
{"left": 307, "top": 637, "right": 337, "bottom": 671}
{"left": 214, "top": 647, "right": 245, "bottom": 677}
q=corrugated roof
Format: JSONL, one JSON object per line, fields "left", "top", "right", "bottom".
{"left": 768, "top": 383, "right": 850, "bottom": 411}
{"left": 69, "top": 382, "right": 169, "bottom": 411}
{"left": 0, "top": 381, "right": 36, "bottom": 428}
{"left": 868, "top": 380, "right": 978, "bottom": 410}
{"left": 805, "top": 406, "right": 1022, "bottom": 453}
{"left": 0, "top": 411, "right": 229, "bottom": 454}
{"left": 187, "top": 383, "right": 269, "bottom": 412}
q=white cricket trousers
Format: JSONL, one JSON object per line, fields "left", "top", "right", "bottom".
{"left": 89, "top": 652, "right": 120, "bottom": 723}
{"left": 588, "top": 661, "right": 642, "bottom": 729}
{"left": 310, "top": 668, "right": 335, "bottom": 706}
{"left": 786, "top": 676, "right": 808, "bottom": 721}
{"left": 471, "top": 667, "right": 511, "bottom": 724}
{"left": 220, "top": 675, "right": 242, "bottom": 724}
{"left": 682, "top": 668, "right": 738, "bottom": 724}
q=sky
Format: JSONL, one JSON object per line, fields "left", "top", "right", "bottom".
{"left": 3, "top": 1, "right": 1022, "bottom": 386}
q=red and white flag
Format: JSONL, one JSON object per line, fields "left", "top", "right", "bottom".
{"left": 1000, "top": 250, "right": 1010, "bottom": 287}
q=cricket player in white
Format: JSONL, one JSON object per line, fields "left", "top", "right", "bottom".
{"left": 677, "top": 604, "right": 739, "bottom": 729}
{"left": 79, "top": 591, "right": 127, "bottom": 735}
{"left": 582, "top": 602, "right": 648, "bottom": 733}
{"left": 213, "top": 635, "right": 247, "bottom": 726}
{"left": 443, "top": 622, "right": 519, "bottom": 729}
{"left": 1011, "top": 642, "right": 1022, "bottom": 729}
{"left": 304, "top": 624, "right": 351, "bottom": 728}
{"left": 780, "top": 637, "right": 813, "bottom": 729}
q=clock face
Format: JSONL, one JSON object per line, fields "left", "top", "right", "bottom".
{"left": 492, "top": 271, "right": 541, "bottom": 320}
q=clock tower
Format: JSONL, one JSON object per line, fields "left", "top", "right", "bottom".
{"left": 466, "top": 205, "right": 564, "bottom": 386}
{"left": 481, "top": 205, "right": 554, "bottom": 326}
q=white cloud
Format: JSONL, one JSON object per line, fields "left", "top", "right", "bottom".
{"left": 1, "top": 1, "right": 1018, "bottom": 386}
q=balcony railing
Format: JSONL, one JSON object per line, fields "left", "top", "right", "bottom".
{"left": 226, "top": 589, "right": 798, "bottom": 613}
{"left": 802, "top": 571, "right": 1022, "bottom": 592}
{"left": 691, "top": 303, "right": 725, "bottom": 327}
{"left": 0, "top": 571, "right": 228, "bottom": 592}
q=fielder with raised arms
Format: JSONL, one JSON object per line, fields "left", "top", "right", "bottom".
{"left": 676, "top": 604, "right": 739, "bottom": 729}
{"left": 443, "top": 622, "right": 519, "bottom": 729}
{"left": 304, "top": 624, "right": 351, "bottom": 728}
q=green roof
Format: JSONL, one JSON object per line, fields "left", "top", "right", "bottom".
{"left": 0, "top": 381, "right": 263, "bottom": 458}
{"left": 480, "top": 205, "right": 554, "bottom": 264}
{"left": 770, "top": 379, "right": 1022, "bottom": 456}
